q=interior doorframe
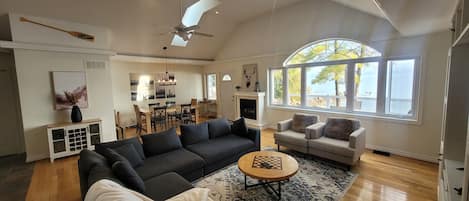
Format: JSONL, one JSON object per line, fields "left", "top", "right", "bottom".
{"left": 0, "top": 51, "right": 25, "bottom": 155}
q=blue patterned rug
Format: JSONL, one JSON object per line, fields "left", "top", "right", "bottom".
{"left": 194, "top": 149, "right": 357, "bottom": 201}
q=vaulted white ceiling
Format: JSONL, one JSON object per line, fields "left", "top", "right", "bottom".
{"left": 0, "top": 0, "right": 302, "bottom": 59}
{"left": 0, "top": 0, "right": 460, "bottom": 60}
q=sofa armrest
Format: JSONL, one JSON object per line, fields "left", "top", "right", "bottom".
{"left": 277, "top": 119, "right": 293, "bottom": 132}
{"left": 305, "top": 122, "right": 325, "bottom": 139}
{"left": 246, "top": 128, "right": 261, "bottom": 151}
{"left": 349, "top": 127, "right": 366, "bottom": 150}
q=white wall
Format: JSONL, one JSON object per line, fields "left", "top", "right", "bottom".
{"left": 110, "top": 60, "right": 204, "bottom": 126}
{"left": 7, "top": 13, "right": 116, "bottom": 162}
{"left": 14, "top": 49, "right": 116, "bottom": 162}
{"left": 204, "top": 0, "right": 451, "bottom": 162}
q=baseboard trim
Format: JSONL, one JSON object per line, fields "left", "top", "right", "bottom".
{"left": 262, "top": 126, "right": 438, "bottom": 163}
{"left": 366, "top": 144, "right": 437, "bottom": 163}
{"left": 26, "top": 153, "right": 49, "bottom": 163}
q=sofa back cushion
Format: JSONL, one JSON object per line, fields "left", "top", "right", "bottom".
{"left": 180, "top": 122, "right": 209, "bottom": 146}
{"left": 99, "top": 146, "right": 143, "bottom": 168}
{"left": 112, "top": 161, "right": 146, "bottom": 194}
{"left": 291, "top": 113, "right": 318, "bottom": 133}
{"left": 324, "top": 118, "right": 360, "bottom": 141}
{"left": 208, "top": 118, "right": 231, "bottom": 139}
{"left": 95, "top": 137, "right": 145, "bottom": 160}
{"left": 231, "top": 117, "right": 248, "bottom": 137}
{"left": 141, "top": 128, "right": 182, "bottom": 156}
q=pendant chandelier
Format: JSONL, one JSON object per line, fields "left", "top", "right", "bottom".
{"left": 157, "top": 46, "right": 177, "bottom": 85}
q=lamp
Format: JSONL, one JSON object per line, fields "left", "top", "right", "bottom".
{"left": 157, "top": 46, "right": 177, "bottom": 85}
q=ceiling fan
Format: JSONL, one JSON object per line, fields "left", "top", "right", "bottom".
{"left": 161, "top": 24, "right": 214, "bottom": 42}
{"left": 159, "top": 0, "right": 220, "bottom": 47}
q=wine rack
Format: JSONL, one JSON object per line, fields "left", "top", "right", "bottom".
{"left": 47, "top": 119, "right": 102, "bottom": 162}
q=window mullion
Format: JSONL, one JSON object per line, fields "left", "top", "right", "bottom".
{"left": 346, "top": 63, "right": 355, "bottom": 112}
{"left": 301, "top": 66, "right": 306, "bottom": 107}
{"left": 376, "top": 60, "right": 387, "bottom": 114}
{"left": 282, "top": 69, "right": 288, "bottom": 105}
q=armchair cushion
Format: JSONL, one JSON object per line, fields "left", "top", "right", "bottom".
{"left": 291, "top": 113, "right": 318, "bottom": 133}
{"left": 308, "top": 137, "right": 354, "bottom": 157}
{"left": 274, "top": 130, "right": 308, "bottom": 147}
{"left": 305, "top": 122, "right": 325, "bottom": 139}
{"left": 277, "top": 119, "right": 293, "bottom": 132}
{"left": 324, "top": 118, "right": 360, "bottom": 141}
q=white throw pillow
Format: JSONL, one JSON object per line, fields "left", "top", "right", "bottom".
{"left": 85, "top": 179, "right": 153, "bottom": 201}
{"left": 165, "top": 188, "right": 213, "bottom": 201}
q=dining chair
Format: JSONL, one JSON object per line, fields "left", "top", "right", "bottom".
{"left": 190, "top": 98, "right": 198, "bottom": 123}
{"left": 114, "top": 110, "right": 125, "bottom": 140}
{"left": 133, "top": 104, "right": 147, "bottom": 135}
{"left": 179, "top": 103, "right": 195, "bottom": 124}
{"left": 152, "top": 105, "right": 168, "bottom": 132}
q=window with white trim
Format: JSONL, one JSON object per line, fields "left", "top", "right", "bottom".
{"left": 207, "top": 73, "right": 217, "bottom": 100}
{"left": 269, "top": 39, "right": 420, "bottom": 120}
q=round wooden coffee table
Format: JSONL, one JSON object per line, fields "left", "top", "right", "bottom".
{"left": 238, "top": 151, "right": 299, "bottom": 200}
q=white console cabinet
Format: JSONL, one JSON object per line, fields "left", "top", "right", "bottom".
{"left": 47, "top": 119, "right": 102, "bottom": 162}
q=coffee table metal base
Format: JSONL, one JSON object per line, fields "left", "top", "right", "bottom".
{"left": 244, "top": 175, "right": 284, "bottom": 200}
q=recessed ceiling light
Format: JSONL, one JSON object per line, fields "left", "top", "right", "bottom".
{"left": 215, "top": 11, "right": 220, "bottom": 15}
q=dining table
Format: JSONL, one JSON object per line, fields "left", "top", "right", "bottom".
{"left": 139, "top": 104, "right": 199, "bottom": 133}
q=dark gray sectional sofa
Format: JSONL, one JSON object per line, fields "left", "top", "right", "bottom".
{"left": 78, "top": 118, "right": 260, "bottom": 201}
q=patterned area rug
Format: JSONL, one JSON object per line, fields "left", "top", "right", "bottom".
{"left": 194, "top": 150, "right": 357, "bottom": 201}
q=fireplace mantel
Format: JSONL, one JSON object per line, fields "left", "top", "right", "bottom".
{"left": 234, "top": 91, "right": 265, "bottom": 128}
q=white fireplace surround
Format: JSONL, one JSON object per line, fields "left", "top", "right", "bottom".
{"left": 234, "top": 91, "right": 265, "bottom": 128}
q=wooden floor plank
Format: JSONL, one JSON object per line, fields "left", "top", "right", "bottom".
{"left": 25, "top": 125, "right": 438, "bottom": 201}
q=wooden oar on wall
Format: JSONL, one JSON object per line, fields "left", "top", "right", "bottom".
{"left": 19, "top": 17, "right": 95, "bottom": 42}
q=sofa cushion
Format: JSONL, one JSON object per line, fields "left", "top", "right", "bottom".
{"left": 231, "top": 117, "right": 248, "bottom": 137}
{"left": 308, "top": 137, "right": 354, "bottom": 157}
{"left": 135, "top": 149, "right": 204, "bottom": 181}
{"left": 79, "top": 150, "right": 108, "bottom": 174}
{"left": 324, "top": 118, "right": 358, "bottom": 141}
{"left": 292, "top": 113, "right": 317, "bottom": 133}
{"left": 274, "top": 130, "right": 308, "bottom": 147}
{"left": 185, "top": 135, "right": 255, "bottom": 164}
{"left": 112, "top": 161, "right": 146, "bottom": 194}
{"left": 98, "top": 147, "right": 128, "bottom": 165}
{"left": 99, "top": 145, "right": 144, "bottom": 168}
{"left": 113, "top": 144, "right": 145, "bottom": 167}
{"left": 144, "top": 172, "right": 193, "bottom": 201}
{"left": 141, "top": 128, "right": 182, "bottom": 156}
{"left": 96, "top": 137, "right": 145, "bottom": 160}
{"left": 207, "top": 118, "right": 231, "bottom": 139}
{"left": 180, "top": 122, "right": 209, "bottom": 146}
{"left": 87, "top": 163, "right": 123, "bottom": 189}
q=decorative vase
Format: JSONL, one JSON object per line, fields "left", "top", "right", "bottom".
{"left": 71, "top": 105, "right": 82, "bottom": 123}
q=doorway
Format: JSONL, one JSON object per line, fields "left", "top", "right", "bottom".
{"left": 0, "top": 54, "right": 23, "bottom": 157}
{"left": 220, "top": 73, "right": 235, "bottom": 120}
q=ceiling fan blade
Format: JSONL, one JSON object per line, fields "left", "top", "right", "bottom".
{"left": 177, "top": 32, "right": 190, "bottom": 41}
{"left": 182, "top": 25, "right": 200, "bottom": 32}
{"left": 191, "top": 31, "right": 214, "bottom": 37}
{"left": 157, "top": 31, "right": 175, "bottom": 36}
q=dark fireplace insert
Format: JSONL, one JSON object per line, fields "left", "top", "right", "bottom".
{"left": 240, "top": 99, "right": 256, "bottom": 120}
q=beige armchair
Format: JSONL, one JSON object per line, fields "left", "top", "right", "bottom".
{"left": 307, "top": 118, "right": 366, "bottom": 166}
{"left": 274, "top": 113, "right": 319, "bottom": 153}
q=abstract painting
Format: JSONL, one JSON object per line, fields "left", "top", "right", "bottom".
{"left": 52, "top": 71, "right": 88, "bottom": 110}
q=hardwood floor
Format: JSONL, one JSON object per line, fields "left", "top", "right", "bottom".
{"left": 26, "top": 126, "right": 438, "bottom": 201}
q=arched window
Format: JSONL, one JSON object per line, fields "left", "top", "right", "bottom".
{"left": 284, "top": 39, "right": 381, "bottom": 65}
{"left": 269, "top": 38, "right": 419, "bottom": 121}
